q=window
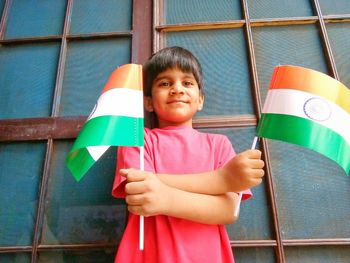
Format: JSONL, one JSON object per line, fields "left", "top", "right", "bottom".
{"left": 0, "top": 0, "right": 151, "bottom": 261}
{"left": 1, "top": 0, "right": 349, "bottom": 262}
{"left": 157, "top": 0, "right": 350, "bottom": 262}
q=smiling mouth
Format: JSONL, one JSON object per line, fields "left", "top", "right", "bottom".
{"left": 167, "top": 100, "right": 187, "bottom": 104}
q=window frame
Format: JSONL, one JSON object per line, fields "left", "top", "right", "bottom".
{"left": 153, "top": 0, "right": 349, "bottom": 262}
{"left": 1, "top": 0, "right": 350, "bottom": 262}
{"left": 0, "top": 0, "right": 152, "bottom": 261}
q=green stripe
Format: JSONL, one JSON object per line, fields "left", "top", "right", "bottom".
{"left": 66, "top": 115, "right": 144, "bottom": 181}
{"left": 257, "top": 113, "right": 350, "bottom": 174}
{"left": 71, "top": 115, "right": 144, "bottom": 150}
{"left": 66, "top": 147, "right": 95, "bottom": 182}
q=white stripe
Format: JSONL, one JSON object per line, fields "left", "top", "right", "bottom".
{"left": 263, "top": 89, "right": 350, "bottom": 145}
{"left": 87, "top": 146, "right": 110, "bottom": 161}
{"left": 88, "top": 88, "right": 144, "bottom": 120}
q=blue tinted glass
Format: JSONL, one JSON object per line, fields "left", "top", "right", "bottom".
{"left": 268, "top": 140, "right": 350, "bottom": 239}
{"left": 326, "top": 23, "right": 350, "bottom": 88}
{"left": 247, "top": 0, "right": 313, "bottom": 19}
{"left": 167, "top": 29, "right": 254, "bottom": 116}
{"left": 0, "top": 253, "right": 31, "bottom": 263}
{"left": 165, "top": 0, "right": 241, "bottom": 24}
{"left": 71, "top": 0, "right": 132, "bottom": 34}
{"left": 252, "top": 25, "right": 328, "bottom": 102}
{"left": 0, "top": 142, "right": 46, "bottom": 246}
{"left": 5, "top": 0, "right": 65, "bottom": 38}
{"left": 319, "top": 0, "right": 350, "bottom": 15}
{"left": 59, "top": 38, "right": 130, "bottom": 116}
{"left": 38, "top": 249, "right": 116, "bottom": 263}
{"left": 234, "top": 247, "right": 276, "bottom": 263}
{"left": 0, "top": 0, "right": 5, "bottom": 15}
{"left": 285, "top": 246, "right": 350, "bottom": 263}
{"left": 41, "top": 141, "right": 126, "bottom": 244}
{"left": 0, "top": 43, "right": 60, "bottom": 119}
{"left": 199, "top": 127, "right": 272, "bottom": 240}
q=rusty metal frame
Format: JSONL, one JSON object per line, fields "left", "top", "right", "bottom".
{"left": 0, "top": 0, "right": 153, "bottom": 261}
{"left": 1, "top": 0, "right": 350, "bottom": 262}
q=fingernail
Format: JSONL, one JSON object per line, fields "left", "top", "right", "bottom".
{"left": 120, "top": 168, "right": 130, "bottom": 174}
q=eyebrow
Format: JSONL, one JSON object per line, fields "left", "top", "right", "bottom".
{"left": 153, "top": 73, "right": 196, "bottom": 83}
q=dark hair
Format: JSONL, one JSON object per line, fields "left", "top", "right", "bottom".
{"left": 143, "top": 46, "right": 204, "bottom": 96}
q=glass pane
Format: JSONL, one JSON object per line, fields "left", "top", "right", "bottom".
{"left": 5, "top": 0, "right": 66, "bottom": 38}
{"left": 253, "top": 25, "right": 328, "bottom": 102}
{"left": 326, "top": 23, "right": 350, "bottom": 88}
{"left": 0, "top": 253, "right": 31, "bottom": 263}
{"left": 0, "top": 0, "right": 5, "bottom": 16}
{"left": 268, "top": 140, "right": 350, "bottom": 239}
{"left": 0, "top": 142, "right": 46, "bottom": 246}
{"left": 233, "top": 247, "right": 276, "bottom": 263}
{"left": 59, "top": 38, "right": 131, "bottom": 116}
{"left": 0, "top": 43, "right": 60, "bottom": 119}
{"left": 38, "top": 249, "right": 116, "bottom": 263}
{"left": 285, "top": 246, "right": 350, "bottom": 263}
{"left": 199, "top": 127, "right": 272, "bottom": 240}
{"left": 165, "top": 0, "right": 241, "bottom": 24}
{"left": 319, "top": 0, "right": 350, "bottom": 15}
{"left": 41, "top": 141, "right": 126, "bottom": 244}
{"left": 70, "top": 0, "right": 132, "bottom": 34}
{"left": 166, "top": 29, "right": 254, "bottom": 116}
{"left": 247, "top": 0, "right": 313, "bottom": 19}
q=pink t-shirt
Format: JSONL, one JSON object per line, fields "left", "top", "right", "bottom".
{"left": 112, "top": 126, "right": 251, "bottom": 263}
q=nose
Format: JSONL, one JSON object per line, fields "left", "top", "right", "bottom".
{"left": 170, "top": 81, "right": 185, "bottom": 95}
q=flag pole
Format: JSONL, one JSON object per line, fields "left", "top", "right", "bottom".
{"left": 234, "top": 136, "right": 259, "bottom": 217}
{"left": 139, "top": 146, "right": 145, "bottom": 250}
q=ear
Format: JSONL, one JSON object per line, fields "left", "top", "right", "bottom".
{"left": 144, "top": 96, "right": 154, "bottom": 112}
{"left": 197, "top": 94, "right": 204, "bottom": 111}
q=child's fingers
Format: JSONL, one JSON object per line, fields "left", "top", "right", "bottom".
{"left": 251, "top": 168, "right": 265, "bottom": 178}
{"left": 120, "top": 168, "right": 147, "bottom": 182}
{"left": 119, "top": 168, "right": 131, "bottom": 177}
{"left": 125, "top": 181, "right": 147, "bottom": 195}
{"left": 125, "top": 192, "right": 144, "bottom": 205}
{"left": 241, "top": 149, "right": 262, "bottom": 159}
{"left": 249, "top": 149, "right": 262, "bottom": 158}
{"left": 250, "top": 159, "right": 265, "bottom": 169}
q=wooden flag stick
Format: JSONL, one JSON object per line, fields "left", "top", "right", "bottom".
{"left": 139, "top": 146, "right": 145, "bottom": 250}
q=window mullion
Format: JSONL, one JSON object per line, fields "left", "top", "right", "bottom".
{"left": 312, "top": 0, "right": 339, "bottom": 80}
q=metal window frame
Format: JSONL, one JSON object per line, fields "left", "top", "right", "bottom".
{"left": 0, "top": 0, "right": 152, "bottom": 261}
{"left": 1, "top": 0, "right": 350, "bottom": 262}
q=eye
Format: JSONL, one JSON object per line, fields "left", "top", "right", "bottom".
{"left": 184, "top": 80, "right": 195, "bottom": 87}
{"left": 158, "top": 81, "right": 170, "bottom": 87}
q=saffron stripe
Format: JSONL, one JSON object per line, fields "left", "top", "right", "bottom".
{"left": 257, "top": 113, "right": 350, "bottom": 174}
{"left": 102, "top": 64, "right": 143, "bottom": 93}
{"left": 269, "top": 65, "right": 350, "bottom": 113}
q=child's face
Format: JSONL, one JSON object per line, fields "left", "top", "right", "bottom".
{"left": 144, "top": 67, "right": 204, "bottom": 128}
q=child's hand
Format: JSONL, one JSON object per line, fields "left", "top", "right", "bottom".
{"left": 120, "top": 168, "right": 172, "bottom": 217}
{"left": 220, "top": 149, "right": 265, "bottom": 192}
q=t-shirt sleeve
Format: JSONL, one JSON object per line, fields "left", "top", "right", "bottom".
{"left": 219, "top": 135, "right": 252, "bottom": 201}
{"left": 112, "top": 129, "right": 154, "bottom": 198}
{"left": 112, "top": 146, "right": 139, "bottom": 198}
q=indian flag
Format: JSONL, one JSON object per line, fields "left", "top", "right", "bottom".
{"left": 257, "top": 65, "right": 350, "bottom": 174}
{"left": 66, "top": 64, "right": 144, "bottom": 181}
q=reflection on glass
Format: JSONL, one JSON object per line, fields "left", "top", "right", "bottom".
{"left": 42, "top": 141, "right": 126, "bottom": 245}
{"left": 0, "top": 142, "right": 45, "bottom": 246}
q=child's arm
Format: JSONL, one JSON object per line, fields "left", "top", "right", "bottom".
{"left": 121, "top": 169, "right": 240, "bottom": 224}
{"left": 158, "top": 149, "right": 264, "bottom": 195}
{"left": 120, "top": 150, "right": 264, "bottom": 224}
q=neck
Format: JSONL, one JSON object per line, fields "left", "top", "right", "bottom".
{"left": 158, "top": 119, "right": 193, "bottom": 128}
